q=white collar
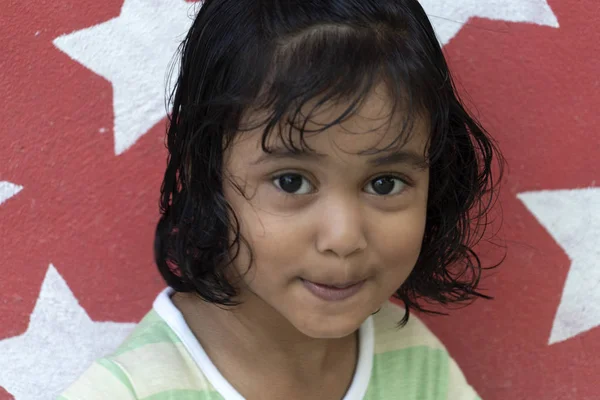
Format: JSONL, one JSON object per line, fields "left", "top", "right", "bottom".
{"left": 153, "top": 287, "right": 374, "bottom": 400}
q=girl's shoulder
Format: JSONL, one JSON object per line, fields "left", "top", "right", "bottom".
{"left": 58, "top": 309, "right": 222, "bottom": 400}
{"left": 366, "top": 301, "right": 481, "bottom": 400}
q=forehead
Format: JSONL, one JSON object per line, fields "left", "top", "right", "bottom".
{"left": 234, "top": 84, "right": 429, "bottom": 158}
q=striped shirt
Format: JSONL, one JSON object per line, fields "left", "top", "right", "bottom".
{"left": 59, "top": 288, "right": 480, "bottom": 399}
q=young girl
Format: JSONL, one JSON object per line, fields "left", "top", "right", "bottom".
{"left": 60, "top": 0, "right": 502, "bottom": 398}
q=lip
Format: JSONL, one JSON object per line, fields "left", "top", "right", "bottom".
{"left": 301, "top": 279, "right": 365, "bottom": 302}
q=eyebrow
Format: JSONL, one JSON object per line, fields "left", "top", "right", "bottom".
{"left": 365, "top": 150, "right": 429, "bottom": 169}
{"left": 251, "top": 148, "right": 428, "bottom": 169}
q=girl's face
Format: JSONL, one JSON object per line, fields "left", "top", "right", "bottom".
{"left": 223, "top": 89, "right": 430, "bottom": 339}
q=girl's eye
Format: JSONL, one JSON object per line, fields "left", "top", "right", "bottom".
{"left": 364, "top": 176, "right": 406, "bottom": 196}
{"left": 272, "top": 173, "right": 314, "bottom": 195}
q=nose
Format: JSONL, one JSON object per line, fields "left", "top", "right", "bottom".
{"left": 315, "top": 195, "right": 367, "bottom": 258}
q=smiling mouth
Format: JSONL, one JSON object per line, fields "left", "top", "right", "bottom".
{"left": 315, "top": 281, "right": 361, "bottom": 289}
{"left": 301, "top": 278, "right": 366, "bottom": 301}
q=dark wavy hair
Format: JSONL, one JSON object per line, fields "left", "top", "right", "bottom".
{"left": 154, "top": 0, "right": 504, "bottom": 325}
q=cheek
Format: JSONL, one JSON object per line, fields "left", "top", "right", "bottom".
{"left": 249, "top": 217, "right": 310, "bottom": 269}
{"left": 229, "top": 197, "right": 310, "bottom": 283}
{"left": 374, "top": 209, "right": 427, "bottom": 274}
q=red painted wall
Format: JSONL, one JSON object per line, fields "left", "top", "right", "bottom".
{"left": 1, "top": 1, "right": 599, "bottom": 399}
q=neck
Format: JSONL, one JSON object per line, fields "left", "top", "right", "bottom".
{"left": 172, "top": 290, "right": 358, "bottom": 380}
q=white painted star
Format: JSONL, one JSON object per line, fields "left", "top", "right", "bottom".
{"left": 420, "top": 0, "right": 559, "bottom": 45}
{"left": 51, "top": 0, "right": 558, "bottom": 155}
{"left": 0, "top": 181, "right": 23, "bottom": 206}
{"left": 518, "top": 188, "right": 600, "bottom": 345}
{"left": 53, "top": 0, "right": 195, "bottom": 155}
{"left": 0, "top": 264, "right": 136, "bottom": 399}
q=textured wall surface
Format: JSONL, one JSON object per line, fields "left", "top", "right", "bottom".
{"left": 1, "top": 1, "right": 599, "bottom": 399}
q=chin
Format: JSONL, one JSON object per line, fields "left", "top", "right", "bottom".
{"left": 291, "top": 312, "right": 366, "bottom": 339}
{"left": 299, "top": 326, "right": 358, "bottom": 340}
